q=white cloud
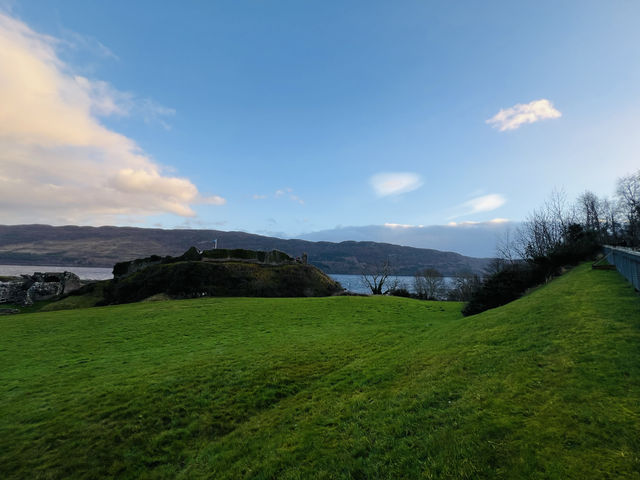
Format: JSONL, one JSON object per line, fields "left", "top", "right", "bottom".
{"left": 0, "top": 12, "right": 222, "bottom": 224}
{"left": 486, "top": 99, "right": 561, "bottom": 131}
{"left": 449, "top": 194, "right": 506, "bottom": 219}
{"left": 384, "top": 223, "right": 424, "bottom": 229}
{"left": 370, "top": 172, "right": 423, "bottom": 197}
{"left": 448, "top": 218, "right": 509, "bottom": 227}
{"left": 463, "top": 194, "right": 506, "bottom": 213}
{"left": 200, "top": 194, "right": 226, "bottom": 205}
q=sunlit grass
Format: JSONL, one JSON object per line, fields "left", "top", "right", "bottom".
{"left": 1, "top": 264, "right": 638, "bottom": 479}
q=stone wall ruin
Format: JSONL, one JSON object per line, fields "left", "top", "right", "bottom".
{"left": 0, "top": 272, "right": 81, "bottom": 306}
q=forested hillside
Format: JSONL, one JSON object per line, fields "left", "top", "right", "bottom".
{"left": 0, "top": 224, "right": 491, "bottom": 275}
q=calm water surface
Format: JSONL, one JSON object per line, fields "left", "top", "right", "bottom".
{"left": 0, "top": 267, "right": 450, "bottom": 293}
{"left": 0, "top": 265, "right": 113, "bottom": 280}
{"left": 329, "top": 274, "right": 454, "bottom": 294}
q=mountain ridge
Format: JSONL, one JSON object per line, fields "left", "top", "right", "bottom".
{"left": 0, "top": 224, "right": 492, "bottom": 275}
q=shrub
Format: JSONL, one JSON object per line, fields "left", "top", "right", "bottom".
{"left": 388, "top": 287, "right": 411, "bottom": 298}
{"left": 462, "top": 264, "right": 545, "bottom": 316}
{"left": 462, "top": 235, "right": 601, "bottom": 316}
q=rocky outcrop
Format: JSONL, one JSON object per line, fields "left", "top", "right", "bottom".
{"left": 0, "top": 272, "right": 81, "bottom": 306}
{"left": 0, "top": 308, "right": 20, "bottom": 315}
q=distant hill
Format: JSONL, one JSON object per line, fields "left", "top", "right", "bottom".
{"left": 0, "top": 224, "right": 492, "bottom": 275}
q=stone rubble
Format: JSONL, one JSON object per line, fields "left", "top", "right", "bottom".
{"left": 0, "top": 272, "right": 81, "bottom": 306}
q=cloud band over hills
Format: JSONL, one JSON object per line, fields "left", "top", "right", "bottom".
{"left": 299, "top": 220, "right": 514, "bottom": 258}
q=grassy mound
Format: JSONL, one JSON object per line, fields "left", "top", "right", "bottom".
{"left": 103, "top": 261, "right": 342, "bottom": 305}
{"left": 1, "top": 264, "right": 638, "bottom": 478}
{"left": 40, "top": 280, "right": 109, "bottom": 312}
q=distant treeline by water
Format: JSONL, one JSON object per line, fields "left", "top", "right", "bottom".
{"left": 329, "top": 274, "right": 454, "bottom": 295}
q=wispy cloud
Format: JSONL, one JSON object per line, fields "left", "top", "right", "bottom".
{"left": 299, "top": 220, "right": 516, "bottom": 258}
{"left": 384, "top": 223, "right": 424, "bottom": 229}
{"left": 61, "top": 28, "right": 120, "bottom": 61}
{"left": 449, "top": 194, "right": 506, "bottom": 219}
{"left": 0, "top": 12, "right": 223, "bottom": 224}
{"left": 289, "top": 194, "right": 304, "bottom": 205}
{"left": 447, "top": 218, "right": 509, "bottom": 227}
{"left": 174, "top": 218, "right": 227, "bottom": 229}
{"left": 74, "top": 76, "right": 175, "bottom": 129}
{"left": 464, "top": 194, "right": 506, "bottom": 213}
{"left": 370, "top": 172, "right": 423, "bottom": 197}
{"left": 254, "top": 188, "right": 304, "bottom": 205}
{"left": 487, "top": 99, "right": 561, "bottom": 131}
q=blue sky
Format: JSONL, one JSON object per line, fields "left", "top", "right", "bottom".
{"left": 1, "top": 1, "right": 639, "bottom": 256}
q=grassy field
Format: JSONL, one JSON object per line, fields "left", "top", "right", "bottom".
{"left": 1, "top": 264, "right": 639, "bottom": 479}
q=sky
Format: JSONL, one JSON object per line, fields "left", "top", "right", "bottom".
{"left": 1, "top": 1, "right": 639, "bottom": 257}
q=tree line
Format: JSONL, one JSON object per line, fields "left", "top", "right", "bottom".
{"left": 361, "top": 170, "right": 640, "bottom": 311}
{"left": 463, "top": 169, "right": 640, "bottom": 315}
{"left": 498, "top": 170, "right": 640, "bottom": 263}
{"left": 361, "top": 261, "right": 480, "bottom": 301}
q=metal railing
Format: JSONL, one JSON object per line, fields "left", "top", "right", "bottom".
{"left": 603, "top": 246, "right": 640, "bottom": 290}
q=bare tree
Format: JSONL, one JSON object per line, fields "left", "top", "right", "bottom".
{"left": 616, "top": 171, "right": 640, "bottom": 246}
{"left": 516, "top": 207, "right": 558, "bottom": 260}
{"left": 600, "top": 197, "right": 621, "bottom": 242}
{"left": 577, "top": 190, "right": 602, "bottom": 234}
{"left": 447, "top": 272, "right": 481, "bottom": 302}
{"left": 413, "top": 268, "right": 445, "bottom": 300}
{"left": 484, "top": 257, "right": 508, "bottom": 276}
{"left": 496, "top": 227, "right": 518, "bottom": 264}
{"left": 617, "top": 171, "right": 640, "bottom": 215}
{"left": 547, "top": 188, "right": 575, "bottom": 232}
{"left": 514, "top": 189, "right": 575, "bottom": 261}
{"left": 361, "top": 259, "right": 392, "bottom": 295}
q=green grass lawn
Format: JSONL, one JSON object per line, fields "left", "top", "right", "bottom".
{"left": 1, "top": 264, "right": 639, "bottom": 479}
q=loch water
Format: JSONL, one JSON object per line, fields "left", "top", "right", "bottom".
{"left": 0, "top": 265, "right": 113, "bottom": 280}
{"left": 0, "top": 266, "right": 453, "bottom": 295}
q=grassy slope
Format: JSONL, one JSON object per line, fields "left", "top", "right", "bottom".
{"left": 0, "top": 264, "right": 639, "bottom": 479}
